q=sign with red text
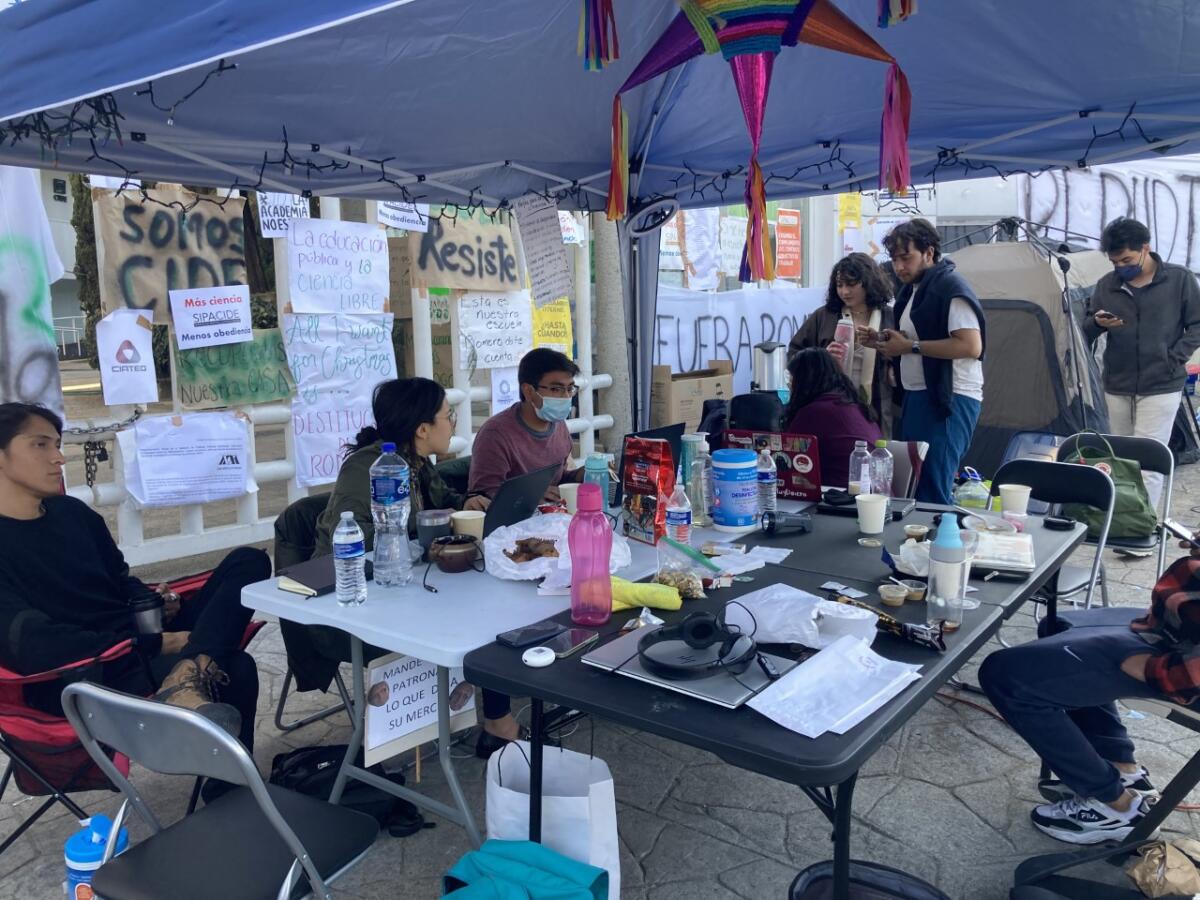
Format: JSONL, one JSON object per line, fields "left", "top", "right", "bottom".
{"left": 168, "top": 284, "right": 252, "bottom": 349}
{"left": 287, "top": 218, "right": 390, "bottom": 314}
{"left": 775, "top": 209, "right": 803, "bottom": 280}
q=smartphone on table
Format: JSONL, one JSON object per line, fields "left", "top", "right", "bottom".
{"left": 496, "top": 619, "right": 566, "bottom": 649}
{"left": 541, "top": 628, "right": 600, "bottom": 659}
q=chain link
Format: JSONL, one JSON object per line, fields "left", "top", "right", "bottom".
{"left": 67, "top": 410, "right": 142, "bottom": 488}
{"left": 63, "top": 407, "right": 143, "bottom": 437}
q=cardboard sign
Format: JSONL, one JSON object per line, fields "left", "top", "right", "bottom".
{"left": 775, "top": 208, "right": 803, "bottom": 280}
{"left": 457, "top": 290, "right": 534, "bottom": 369}
{"left": 256, "top": 191, "right": 310, "bottom": 238}
{"left": 408, "top": 215, "right": 520, "bottom": 292}
{"left": 287, "top": 219, "right": 389, "bottom": 315}
{"left": 169, "top": 284, "right": 252, "bottom": 349}
{"left": 364, "top": 652, "right": 476, "bottom": 766}
{"left": 93, "top": 186, "right": 247, "bottom": 325}
{"left": 513, "top": 193, "right": 573, "bottom": 308}
{"left": 174, "top": 328, "right": 295, "bottom": 410}
{"left": 377, "top": 200, "right": 430, "bottom": 233}
{"left": 95, "top": 309, "right": 158, "bottom": 405}
{"left": 532, "top": 297, "right": 573, "bottom": 355}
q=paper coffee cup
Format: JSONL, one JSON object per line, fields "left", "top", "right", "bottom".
{"left": 559, "top": 482, "right": 581, "bottom": 515}
{"left": 855, "top": 493, "right": 888, "bottom": 535}
{"left": 999, "top": 483, "right": 1033, "bottom": 517}
{"left": 451, "top": 510, "right": 486, "bottom": 540}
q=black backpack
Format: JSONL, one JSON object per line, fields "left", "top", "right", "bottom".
{"left": 791, "top": 861, "right": 950, "bottom": 900}
{"left": 269, "top": 744, "right": 432, "bottom": 838}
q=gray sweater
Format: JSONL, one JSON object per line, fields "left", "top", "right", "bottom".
{"left": 1084, "top": 254, "right": 1200, "bottom": 396}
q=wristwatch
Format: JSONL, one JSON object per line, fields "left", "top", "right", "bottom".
{"left": 911, "top": 340, "right": 922, "bottom": 355}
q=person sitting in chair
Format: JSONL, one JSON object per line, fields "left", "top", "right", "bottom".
{"left": 978, "top": 536, "right": 1200, "bottom": 844}
{"left": 0, "top": 403, "right": 269, "bottom": 753}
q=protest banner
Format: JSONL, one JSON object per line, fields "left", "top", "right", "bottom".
{"left": 287, "top": 219, "right": 389, "bottom": 315}
{"left": 174, "top": 328, "right": 295, "bottom": 410}
{"left": 408, "top": 215, "right": 520, "bottom": 292}
{"left": 775, "top": 209, "right": 803, "bottom": 280}
{"left": 457, "top": 290, "right": 534, "bottom": 369}
{"left": 513, "top": 193, "right": 572, "bottom": 308}
{"left": 256, "top": 191, "right": 310, "bottom": 238}
{"left": 532, "top": 297, "right": 573, "bottom": 355}
{"left": 282, "top": 313, "right": 397, "bottom": 487}
{"left": 363, "top": 652, "right": 475, "bottom": 766}
{"left": 95, "top": 309, "right": 158, "bottom": 405}
{"left": 377, "top": 200, "right": 430, "bottom": 233}
{"left": 93, "top": 185, "right": 246, "bottom": 325}
{"left": 169, "top": 284, "right": 253, "bottom": 349}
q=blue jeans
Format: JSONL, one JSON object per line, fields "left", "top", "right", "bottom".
{"left": 979, "top": 608, "right": 1162, "bottom": 803}
{"left": 900, "top": 390, "right": 980, "bottom": 504}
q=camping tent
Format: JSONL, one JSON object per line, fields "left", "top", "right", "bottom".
{"left": 951, "top": 241, "right": 1112, "bottom": 476}
{"left": 5, "top": 0, "right": 1200, "bottom": 421}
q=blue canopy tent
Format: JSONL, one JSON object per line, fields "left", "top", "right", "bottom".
{"left": 4, "top": 0, "right": 1200, "bottom": 422}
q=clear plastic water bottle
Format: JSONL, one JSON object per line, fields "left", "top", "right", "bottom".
{"left": 688, "top": 445, "right": 712, "bottom": 527}
{"left": 665, "top": 466, "right": 693, "bottom": 545}
{"left": 848, "top": 440, "right": 872, "bottom": 495}
{"left": 370, "top": 441, "right": 412, "bottom": 587}
{"left": 333, "top": 511, "right": 368, "bottom": 606}
{"left": 756, "top": 440, "right": 777, "bottom": 514}
{"left": 869, "top": 440, "right": 894, "bottom": 497}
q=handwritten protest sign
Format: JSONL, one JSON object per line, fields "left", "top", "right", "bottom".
{"left": 719, "top": 215, "right": 747, "bottom": 276}
{"left": 169, "top": 284, "right": 252, "bottom": 349}
{"left": 174, "top": 328, "right": 295, "bottom": 410}
{"left": 94, "top": 186, "right": 247, "bottom": 325}
{"left": 282, "top": 313, "right": 397, "bottom": 487}
{"left": 532, "top": 297, "right": 573, "bottom": 355}
{"left": 117, "top": 412, "right": 255, "bottom": 508}
{"left": 408, "top": 216, "right": 520, "bottom": 292}
{"left": 377, "top": 200, "right": 430, "bottom": 233}
{"left": 457, "top": 291, "right": 533, "bottom": 369}
{"left": 558, "top": 211, "right": 585, "bottom": 245}
{"left": 513, "top": 193, "right": 573, "bottom": 308}
{"left": 256, "top": 192, "right": 310, "bottom": 238}
{"left": 363, "top": 652, "right": 475, "bottom": 765}
{"left": 287, "top": 219, "right": 389, "bottom": 314}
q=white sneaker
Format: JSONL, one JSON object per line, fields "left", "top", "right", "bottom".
{"left": 1031, "top": 794, "right": 1157, "bottom": 845}
{"left": 1037, "top": 766, "right": 1159, "bottom": 804}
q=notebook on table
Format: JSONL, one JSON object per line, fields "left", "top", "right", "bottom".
{"left": 276, "top": 554, "right": 374, "bottom": 597}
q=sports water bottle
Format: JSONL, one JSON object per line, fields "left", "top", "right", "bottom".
{"left": 848, "top": 440, "right": 872, "bottom": 496}
{"left": 333, "top": 512, "right": 368, "bottom": 606}
{"left": 928, "top": 515, "right": 967, "bottom": 631}
{"left": 583, "top": 453, "right": 610, "bottom": 510}
{"left": 869, "top": 440, "right": 894, "bottom": 497}
{"left": 370, "top": 442, "right": 412, "bottom": 587}
{"left": 756, "top": 440, "right": 777, "bottom": 513}
{"left": 665, "top": 466, "right": 693, "bottom": 545}
{"left": 569, "top": 483, "right": 612, "bottom": 626}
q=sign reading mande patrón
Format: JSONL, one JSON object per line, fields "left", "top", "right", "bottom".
{"left": 407, "top": 216, "right": 520, "bottom": 292}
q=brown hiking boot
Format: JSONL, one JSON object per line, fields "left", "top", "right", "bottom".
{"left": 154, "top": 654, "right": 242, "bottom": 737}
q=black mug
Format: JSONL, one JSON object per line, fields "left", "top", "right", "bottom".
{"left": 130, "top": 594, "right": 164, "bottom": 635}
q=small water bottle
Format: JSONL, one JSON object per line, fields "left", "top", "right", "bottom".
{"left": 665, "top": 466, "right": 693, "bottom": 545}
{"left": 370, "top": 442, "right": 412, "bottom": 587}
{"left": 848, "top": 440, "right": 872, "bottom": 496}
{"left": 927, "top": 516, "right": 967, "bottom": 632}
{"left": 569, "top": 483, "right": 613, "bottom": 626}
{"left": 869, "top": 440, "right": 894, "bottom": 497}
{"left": 688, "top": 446, "right": 712, "bottom": 527}
{"left": 756, "top": 440, "right": 777, "bottom": 514}
{"left": 583, "top": 453, "right": 610, "bottom": 510}
{"left": 333, "top": 511, "right": 368, "bottom": 606}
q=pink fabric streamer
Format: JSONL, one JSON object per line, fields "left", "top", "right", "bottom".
{"left": 880, "top": 62, "right": 911, "bottom": 192}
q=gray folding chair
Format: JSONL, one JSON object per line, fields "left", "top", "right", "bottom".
{"left": 885, "top": 440, "right": 928, "bottom": 499}
{"left": 62, "top": 682, "right": 378, "bottom": 900}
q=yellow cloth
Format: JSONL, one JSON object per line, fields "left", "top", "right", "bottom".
{"left": 610, "top": 577, "right": 682, "bottom": 612}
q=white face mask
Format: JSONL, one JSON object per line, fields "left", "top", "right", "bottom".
{"left": 536, "top": 394, "right": 573, "bottom": 423}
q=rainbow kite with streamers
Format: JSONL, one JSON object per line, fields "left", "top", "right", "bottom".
{"left": 878, "top": 0, "right": 917, "bottom": 28}
{"left": 604, "top": 0, "right": 912, "bottom": 283}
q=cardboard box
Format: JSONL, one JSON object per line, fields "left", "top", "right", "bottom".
{"left": 650, "top": 360, "right": 734, "bottom": 433}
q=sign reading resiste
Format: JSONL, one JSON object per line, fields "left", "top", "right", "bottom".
{"left": 168, "top": 284, "right": 252, "bottom": 349}
{"left": 287, "top": 219, "right": 390, "bottom": 315}
{"left": 408, "top": 216, "right": 520, "bottom": 292}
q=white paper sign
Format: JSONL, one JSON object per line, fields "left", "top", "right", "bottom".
{"left": 513, "top": 193, "right": 573, "bottom": 308}
{"left": 117, "top": 412, "right": 255, "bottom": 508}
{"left": 95, "top": 309, "right": 158, "bottom": 405}
{"left": 377, "top": 200, "right": 430, "bottom": 233}
{"left": 287, "top": 219, "right": 390, "bottom": 314}
{"left": 364, "top": 653, "right": 476, "bottom": 764}
{"left": 684, "top": 208, "right": 721, "bottom": 291}
{"left": 490, "top": 366, "right": 521, "bottom": 416}
{"left": 282, "top": 313, "right": 397, "bottom": 487}
{"left": 256, "top": 191, "right": 310, "bottom": 238}
{"left": 457, "top": 291, "right": 534, "bottom": 369}
{"left": 558, "top": 211, "right": 584, "bottom": 245}
{"left": 719, "top": 215, "right": 748, "bottom": 276}
{"left": 168, "top": 284, "right": 253, "bottom": 350}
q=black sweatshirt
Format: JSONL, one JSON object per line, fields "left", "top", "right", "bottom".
{"left": 0, "top": 496, "right": 162, "bottom": 675}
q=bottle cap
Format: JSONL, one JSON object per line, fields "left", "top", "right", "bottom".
{"left": 340, "top": 510, "right": 354, "bottom": 520}
{"left": 875, "top": 440, "right": 888, "bottom": 449}
{"left": 381, "top": 441, "right": 397, "bottom": 453}
{"left": 577, "top": 481, "right": 603, "bottom": 512}
{"left": 933, "top": 515, "right": 963, "bottom": 549}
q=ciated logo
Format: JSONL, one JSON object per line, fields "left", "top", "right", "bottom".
{"left": 111, "top": 340, "right": 148, "bottom": 373}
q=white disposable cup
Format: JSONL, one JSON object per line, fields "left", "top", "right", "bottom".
{"left": 855, "top": 493, "right": 888, "bottom": 535}
{"left": 999, "top": 484, "right": 1033, "bottom": 517}
{"left": 559, "top": 482, "right": 580, "bottom": 514}
{"left": 451, "top": 510, "right": 486, "bottom": 540}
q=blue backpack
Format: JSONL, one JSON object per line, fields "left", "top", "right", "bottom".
{"left": 443, "top": 840, "right": 607, "bottom": 900}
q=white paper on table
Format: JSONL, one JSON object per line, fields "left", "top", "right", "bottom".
{"left": 718, "top": 545, "right": 792, "bottom": 575}
{"left": 748, "top": 636, "right": 922, "bottom": 738}
{"left": 95, "top": 309, "right": 158, "bottom": 405}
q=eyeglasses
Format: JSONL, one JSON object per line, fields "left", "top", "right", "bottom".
{"left": 439, "top": 409, "right": 458, "bottom": 426}
{"left": 536, "top": 383, "right": 578, "bottom": 398}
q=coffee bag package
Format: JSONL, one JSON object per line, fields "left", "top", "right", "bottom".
{"left": 620, "top": 436, "right": 675, "bottom": 545}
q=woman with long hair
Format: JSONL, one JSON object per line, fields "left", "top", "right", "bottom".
{"left": 787, "top": 252, "right": 897, "bottom": 433}
{"left": 783, "top": 348, "right": 882, "bottom": 489}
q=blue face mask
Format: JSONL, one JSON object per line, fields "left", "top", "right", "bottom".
{"left": 536, "top": 395, "right": 573, "bottom": 423}
{"left": 1114, "top": 253, "right": 1145, "bottom": 282}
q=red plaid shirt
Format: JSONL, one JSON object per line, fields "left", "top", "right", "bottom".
{"left": 1130, "top": 557, "right": 1200, "bottom": 704}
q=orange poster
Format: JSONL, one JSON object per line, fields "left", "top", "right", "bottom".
{"left": 775, "top": 208, "right": 803, "bottom": 280}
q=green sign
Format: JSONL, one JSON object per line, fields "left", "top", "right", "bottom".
{"left": 175, "top": 328, "right": 295, "bottom": 409}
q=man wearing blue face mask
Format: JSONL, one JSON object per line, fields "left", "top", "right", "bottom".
{"left": 1085, "top": 217, "right": 1200, "bottom": 510}
{"left": 468, "top": 348, "right": 586, "bottom": 500}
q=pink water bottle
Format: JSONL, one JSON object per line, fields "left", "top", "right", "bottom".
{"left": 569, "top": 482, "right": 613, "bottom": 626}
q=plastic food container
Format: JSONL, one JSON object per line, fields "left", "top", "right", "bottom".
{"left": 898, "top": 579, "right": 926, "bottom": 602}
{"left": 904, "top": 523, "right": 929, "bottom": 541}
{"left": 878, "top": 584, "right": 908, "bottom": 607}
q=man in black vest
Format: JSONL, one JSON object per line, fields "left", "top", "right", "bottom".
{"left": 866, "top": 219, "right": 986, "bottom": 503}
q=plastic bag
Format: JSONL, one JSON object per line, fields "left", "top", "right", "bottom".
{"left": 723, "top": 584, "right": 878, "bottom": 649}
{"left": 484, "top": 513, "right": 632, "bottom": 582}
{"left": 652, "top": 537, "right": 711, "bottom": 599}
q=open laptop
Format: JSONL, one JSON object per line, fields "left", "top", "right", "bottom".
{"left": 482, "top": 463, "right": 560, "bottom": 537}
{"left": 613, "top": 422, "right": 686, "bottom": 508}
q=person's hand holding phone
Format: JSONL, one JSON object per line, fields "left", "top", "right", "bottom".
{"left": 855, "top": 325, "right": 879, "bottom": 348}
{"left": 1094, "top": 310, "right": 1125, "bottom": 329}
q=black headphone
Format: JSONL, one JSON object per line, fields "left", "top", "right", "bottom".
{"left": 636, "top": 610, "right": 758, "bottom": 681}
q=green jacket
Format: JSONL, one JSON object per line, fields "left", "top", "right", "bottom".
{"left": 314, "top": 441, "right": 465, "bottom": 555}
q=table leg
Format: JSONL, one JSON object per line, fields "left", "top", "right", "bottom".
{"left": 437, "top": 665, "right": 481, "bottom": 846}
{"left": 529, "top": 698, "right": 544, "bottom": 843}
{"left": 330, "top": 636, "right": 365, "bottom": 805}
{"left": 831, "top": 772, "right": 858, "bottom": 900}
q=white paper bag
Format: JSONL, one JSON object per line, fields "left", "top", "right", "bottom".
{"left": 486, "top": 741, "right": 620, "bottom": 900}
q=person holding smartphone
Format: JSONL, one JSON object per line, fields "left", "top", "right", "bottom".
{"left": 979, "top": 528, "right": 1200, "bottom": 845}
